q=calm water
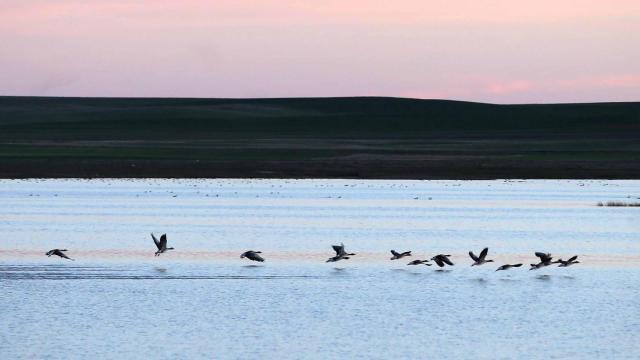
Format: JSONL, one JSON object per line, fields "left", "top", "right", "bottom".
{"left": 1, "top": 179, "right": 639, "bottom": 359}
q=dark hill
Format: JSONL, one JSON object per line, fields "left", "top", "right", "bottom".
{"left": 0, "top": 96, "right": 638, "bottom": 178}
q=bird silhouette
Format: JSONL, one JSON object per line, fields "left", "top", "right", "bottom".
{"left": 407, "top": 259, "right": 431, "bottom": 266}
{"left": 557, "top": 255, "right": 579, "bottom": 267}
{"left": 390, "top": 250, "right": 412, "bottom": 260}
{"left": 530, "top": 252, "right": 553, "bottom": 270}
{"left": 431, "top": 254, "right": 454, "bottom": 267}
{"left": 469, "top": 247, "right": 494, "bottom": 266}
{"left": 151, "top": 233, "right": 174, "bottom": 256}
{"left": 45, "top": 249, "right": 74, "bottom": 261}
{"left": 326, "top": 243, "right": 355, "bottom": 262}
{"left": 241, "top": 250, "right": 265, "bottom": 262}
{"left": 495, "top": 263, "right": 522, "bottom": 271}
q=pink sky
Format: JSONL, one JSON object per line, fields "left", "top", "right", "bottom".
{"left": 1, "top": 1, "right": 639, "bottom": 103}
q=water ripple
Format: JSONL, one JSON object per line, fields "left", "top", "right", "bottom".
{"left": 0, "top": 265, "right": 321, "bottom": 280}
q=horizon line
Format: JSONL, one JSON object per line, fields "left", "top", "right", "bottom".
{"left": 1, "top": 94, "right": 638, "bottom": 107}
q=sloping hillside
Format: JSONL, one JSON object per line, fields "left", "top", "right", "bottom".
{"left": 0, "top": 96, "right": 638, "bottom": 178}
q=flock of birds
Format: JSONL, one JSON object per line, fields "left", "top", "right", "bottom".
{"left": 324, "top": 243, "right": 579, "bottom": 270}
{"left": 45, "top": 234, "right": 580, "bottom": 271}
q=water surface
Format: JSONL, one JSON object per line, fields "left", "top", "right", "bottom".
{"left": 1, "top": 179, "right": 639, "bottom": 359}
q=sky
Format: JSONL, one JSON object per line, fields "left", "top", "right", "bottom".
{"left": 0, "top": 1, "right": 639, "bottom": 103}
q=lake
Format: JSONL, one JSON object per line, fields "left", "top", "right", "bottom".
{"left": 1, "top": 179, "right": 639, "bottom": 359}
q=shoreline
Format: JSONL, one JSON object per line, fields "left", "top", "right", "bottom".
{"left": 1, "top": 159, "right": 639, "bottom": 179}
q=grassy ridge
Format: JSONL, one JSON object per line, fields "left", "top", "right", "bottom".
{"left": 1, "top": 96, "right": 639, "bottom": 138}
{"left": 0, "top": 96, "right": 638, "bottom": 178}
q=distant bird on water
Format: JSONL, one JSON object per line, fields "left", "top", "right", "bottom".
{"left": 407, "top": 259, "right": 431, "bottom": 266}
{"left": 469, "top": 247, "right": 494, "bottom": 266}
{"left": 151, "top": 233, "right": 174, "bottom": 256}
{"left": 45, "top": 249, "right": 74, "bottom": 261}
{"left": 326, "top": 243, "right": 355, "bottom": 262}
{"left": 431, "top": 254, "right": 454, "bottom": 267}
{"left": 530, "top": 252, "right": 553, "bottom": 270}
{"left": 390, "top": 250, "right": 412, "bottom": 260}
{"left": 495, "top": 263, "right": 522, "bottom": 271}
{"left": 241, "top": 250, "right": 265, "bottom": 262}
{"left": 557, "top": 255, "right": 579, "bottom": 267}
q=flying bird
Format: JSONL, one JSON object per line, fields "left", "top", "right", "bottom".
{"left": 557, "top": 255, "right": 579, "bottom": 267}
{"left": 495, "top": 263, "right": 522, "bottom": 271}
{"left": 407, "top": 259, "right": 431, "bottom": 266}
{"left": 45, "top": 249, "right": 74, "bottom": 261}
{"left": 469, "top": 247, "right": 494, "bottom": 266}
{"left": 530, "top": 252, "right": 553, "bottom": 270}
{"left": 390, "top": 250, "right": 412, "bottom": 260}
{"left": 151, "top": 233, "right": 174, "bottom": 256}
{"left": 241, "top": 250, "right": 265, "bottom": 262}
{"left": 430, "top": 254, "right": 454, "bottom": 267}
{"left": 326, "top": 243, "right": 355, "bottom": 262}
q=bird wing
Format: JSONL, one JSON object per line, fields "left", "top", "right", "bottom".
{"left": 151, "top": 233, "right": 161, "bottom": 250}
{"left": 339, "top": 243, "right": 348, "bottom": 256}
{"left": 512, "top": 263, "right": 523, "bottom": 267}
{"left": 433, "top": 258, "right": 445, "bottom": 267}
{"left": 469, "top": 251, "right": 479, "bottom": 262}
{"left": 391, "top": 250, "right": 400, "bottom": 257}
{"left": 160, "top": 234, "right": 167, "bottom": 248}
{"left": 332, "top": 245, "right": 343, "bottom": 255}
{"left": 479, "top": 247, "right": 489, "bottom": 260}
{"left": 253, "top": 253, "right": 265, "bottom": 262}
{"left": 442, "top": 256, "right": 454, "bottom": 266}
{"left": 535, "top": 252, "right": 551, "bottom": 262}
{"left": 568, "top": 255, "right": 578, "bottom": 262}
{"left": 56, "top": 250, "right": 71, "bottom": 260}
{"left": 46, "top": 249, "right": 55, "bottom": 256}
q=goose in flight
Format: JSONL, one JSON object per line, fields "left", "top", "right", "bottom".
{"left": 557, "top": 255, "right": 579, "bottom": 267}
{"left": 326, "top": 243, "right": 355, "bottom": 262}
{"left": 430, "top": 254, "right": 454, "bottom": 267}
{"left": 407, "top": 259, "right": 431, "bottom": 266}
{"left": 390, "top": 250, "right": 412, "bottom": 260}
{"left": 530, "top": 252, "right": 553, "bottom": 270}
{"left": 495, "top": 263, "right": 522, "bottom": 271}
{"left": 45, "top": 249, "right": 74, "bottom": 261}
{"left": 151, "top": 233, "right": 174, "bottom": 256}
{"left": 469, "top": 247, "right": 493, "bottom": 266}
{"left": 241, "top": 250, "right": 265, "bottom": 262}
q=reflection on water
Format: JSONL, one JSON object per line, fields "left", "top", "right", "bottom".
{"left": 0, "top": 264, "right": 320, "bottom": 280}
